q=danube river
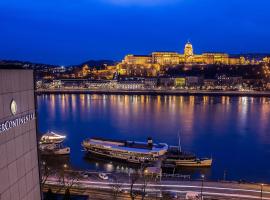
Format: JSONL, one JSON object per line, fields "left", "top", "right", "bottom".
{"left": 37, "top": 94, "right": 270, "bottom": 183}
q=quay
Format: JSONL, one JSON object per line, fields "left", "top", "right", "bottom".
{"left": 36, "top": 88, "right": 270, "bottom": 97}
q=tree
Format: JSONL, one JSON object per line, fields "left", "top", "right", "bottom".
{"left": 129, "top": 172, "right": 140, "bottom": 200}
{"left": 63, "top": 188, "right": 71, "bottom": 200}
{"left": 111, "top": 175, "right": 123, "bottom": 200}
{"left": 44, "top": 188, "right": 56, "bottom": 200}
{"left": 41, "top": 161, "right": 54, "bottom": 189}
{"left": 55, "top": 164, "right": 82, "bottom": 194}
{"left": 140, "top": 171, "right": 153, "bottom": 200}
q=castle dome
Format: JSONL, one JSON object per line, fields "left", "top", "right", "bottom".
{"left": 184, "top": 41, "right": 194, "bottom": 57}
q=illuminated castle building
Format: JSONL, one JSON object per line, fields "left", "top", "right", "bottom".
{"left": 121, "top": 41, "right": 249, "bottom": 66}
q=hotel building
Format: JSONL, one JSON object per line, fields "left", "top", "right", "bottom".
{"left": 0, "top": 70, "right": 41, "bottom": 200}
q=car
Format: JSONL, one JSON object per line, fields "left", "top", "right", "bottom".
{"left": 121, "top": 189, "right": 129, "bottom": 194}
{"left": 186, "top": 192, "right": 203, "bottom": 200}
{"left": 162, "top": 191, "right": 178, "bottom": 199}
{"left": 80, "top": 172, "right": 89, "bottom": 178}
{"left": 98, "top": 173, "right": 109, "bottom": 180}
{"left": 80, "top": 171, "right": 93, "bottom": 178}
{"left": 145, "top": 191, "right": 162, "bottom": 198}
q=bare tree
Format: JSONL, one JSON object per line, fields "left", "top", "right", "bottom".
{"left": 111, "top": 175, "right": 123, "bottom": 200}
{"left": 140, "top": 175, "right": 148, "bottom": 200}
{"left": 40, "top": 161, "right": 55, "bottom": 189}
{"left": 130, "top": 172, "right": 140, "bottom": 200}
{"left": 55, "top": 165, "right": 82, "bottom": 194}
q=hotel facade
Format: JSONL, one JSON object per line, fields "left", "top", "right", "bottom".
{"left": 0, "top": 70, "right": 41, "bottom": 200}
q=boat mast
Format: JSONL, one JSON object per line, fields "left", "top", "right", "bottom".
{"left": 178, "top": 130, "right": 182, "bottom": 153}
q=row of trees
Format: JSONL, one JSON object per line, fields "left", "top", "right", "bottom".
{"left": 41, "top": 161, "right": 176, "bottom": 200}
{"left": 41, "top": 162, "right": 82, "bottom": 200}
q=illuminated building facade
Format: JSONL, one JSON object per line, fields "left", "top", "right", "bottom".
{"left": 152, "top": 52, "right": 181, "bottom": 65}
{"left": 76, "top": 65, "right": 90, "bottom": 78}
{"left": 123, "top": 55, "right": 152, "bottom": 65}
{"left": 119, "top": 41, "right": 256, "bottom": 76}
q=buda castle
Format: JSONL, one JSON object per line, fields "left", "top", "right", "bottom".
{"left": 115, "top": 42, "right": 253, "bottom": 76}
{"left": 78, "top": 42, "right": 269, "bottom": 78}
{"left": 121, "top": 42, "right": 247, "bottom": 66}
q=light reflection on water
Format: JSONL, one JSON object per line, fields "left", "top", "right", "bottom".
{"left": 37, "top": 94, "right": 270, "bottom": 182}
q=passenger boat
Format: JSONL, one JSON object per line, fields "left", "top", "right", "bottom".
{"left": 164, "top": 146, "right": 212, "bottom": 167}
{"left": 82, "top": 137, "right": 168, "bottom": 164}
{"left": 163, "top": 131, "right": 212, "bottom": 168}
{"left": 40, "top": 131, "right": 66, "bottom": 144}
{"left": 40, "top": 143, "right": 70, "bottom": 155}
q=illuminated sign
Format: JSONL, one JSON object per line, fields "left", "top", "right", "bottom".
{"left": 10, "top": 99, "right": 17, "bottom": 116}
{"left": 0, "top": 99, "right": 35, "bottom": 134}
{"left": 0, "top": 113, "right": 35, "bottom": 134}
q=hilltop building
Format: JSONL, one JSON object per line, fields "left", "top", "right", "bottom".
{"left": 121, "top": 42, "right": 250, "bottom": 66}
{"left": 117, "top": 42, "right": 253, "bottom": 76}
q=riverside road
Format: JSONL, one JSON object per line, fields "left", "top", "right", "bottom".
{"left": 44, "top": 172, "right": 270, "bottom": 200}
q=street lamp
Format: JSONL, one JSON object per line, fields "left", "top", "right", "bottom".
{"left": 201, "top": 174, "right": 205, "bottom": 200}
{"left": 260, "top": 183, "right": 264, "bottom": 200}
{"left": 63, "top": 164, "right": 68, "bottom": 169}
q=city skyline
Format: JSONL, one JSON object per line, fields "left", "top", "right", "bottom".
{"left": 1, "top": 40, "right": 270, "bottom": 66}
{"left": 0, "top": 0, "right": 270, "bottom": 65}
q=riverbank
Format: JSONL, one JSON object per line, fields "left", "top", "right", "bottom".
{"left": 36, "top": 88, "right": 270, "bottom": 97}
{"left": 44, "top": 175, "right": 270, "bottom": 200}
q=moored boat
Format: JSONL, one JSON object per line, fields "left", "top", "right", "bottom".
{"left": 40, "top": 143, "right": 70, "bottom": 155}
{"left": 82, "top": 137, "right": 168, "bottom": 164}
{"left": 39, "top": 131, "right": 70, "bottom": 155}
{"left": 164, "top": 146, "right": 212, "bottom": 167}
{"left": 40, "top": 131, "right": 66, "bottom": 144}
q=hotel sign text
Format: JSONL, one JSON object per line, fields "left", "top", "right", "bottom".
{"left": 0, "top": 113, "right": 35, "bottom": 134}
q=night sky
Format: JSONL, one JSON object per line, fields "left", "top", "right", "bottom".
{"left": 0, "top": 0, "right": 270, "bottom": 65}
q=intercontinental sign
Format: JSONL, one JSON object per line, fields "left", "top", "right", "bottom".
{"left": 0, "top": 113, "right": 35, "bottom": 133}
{"left": 0, "top": 100, "right": 35, "bottom": 134}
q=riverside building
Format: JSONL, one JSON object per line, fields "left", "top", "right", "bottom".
{"left": 0, "top": 70, "right": 41, "bottom": 200}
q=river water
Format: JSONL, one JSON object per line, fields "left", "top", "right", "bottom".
{"left": 37, "top": 94, "right": 270, "bottom": 183}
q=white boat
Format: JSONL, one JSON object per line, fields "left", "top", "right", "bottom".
{"left": 40, "top": 131, "right": 66, "bottom": 144}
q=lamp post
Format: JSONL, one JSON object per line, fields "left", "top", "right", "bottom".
{"left": 201, "top": 174, "right": 205, "bottom": 200}
{"left": 63, "top": 164, "right": 68, "bottom": 169}
{"left": 260, "top": 184, "right": 264, "bottom": 200}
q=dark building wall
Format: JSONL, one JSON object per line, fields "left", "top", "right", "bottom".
{"left": 0, "top": 70, "right": 41, "bottom": 200}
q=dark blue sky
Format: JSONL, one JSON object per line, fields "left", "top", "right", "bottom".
{"left": 0, "top": 0, "right": 270, "bottom": 65}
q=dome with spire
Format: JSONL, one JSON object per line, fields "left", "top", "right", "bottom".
{"left": 184, "top": 41, "right": 194, "bottom": 57}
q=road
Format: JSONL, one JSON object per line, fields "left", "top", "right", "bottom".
{"left": 44, "top": 172, "right": 270, "bottom": 200}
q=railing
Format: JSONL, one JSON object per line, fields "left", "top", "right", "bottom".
{"left": 162, "top": 173, "right": 191, "bottom": 180}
